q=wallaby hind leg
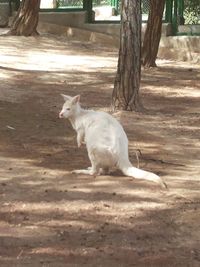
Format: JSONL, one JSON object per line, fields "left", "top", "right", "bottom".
{"left": 72, "top": 168, "right": 94, "bottom": 175}
{"left": 82, "top": 167, "right": 110, "bottom": 175}
{"left": 72, "top": 155, "right": 100, "bottom": 176}
{"left": 72, "top": 164, "right": 99, "bottom": 176}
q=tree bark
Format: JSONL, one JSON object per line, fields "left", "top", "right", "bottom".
{"left": 112, "top": 0, "right": 143, "bottom": 111}
{"left": 142, "top": 0, "right": 165, "bottom": 67}
{"left": 8, "top": 0, "right": 41, "bottom": 36}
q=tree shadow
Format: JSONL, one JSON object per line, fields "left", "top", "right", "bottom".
{"left": 0, "top": 35, "right": 200, "bottom": 267}
{"left": 0, "top": 198, "right": 199, "bottom": 266}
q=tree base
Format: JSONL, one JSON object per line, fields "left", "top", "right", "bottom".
{"left": 111, "top": 97, "right": 145, "bottom": 113}
{"left": 142, "top": 61, "right": 157, "bottom": 68}
{"left": 6, "top": 29, "right": 40, "bottom": 37}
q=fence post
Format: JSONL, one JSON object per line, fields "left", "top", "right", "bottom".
{"left": 172, "top": 0, "right": 178, "bottom": 35}
{"left": 83, "top": 0, "right": 93, "bottom": 22}
{"left": 165, "top": 0, "right": 173, "bottom": 23}
{"left": 112, "top": 0, "right": 119, "bottom": 13}
{"left": 178, "top": 0, "right": 185, "bottom": 25}
{"left": 14, "top": 0, "right": 20, "bottom": 10}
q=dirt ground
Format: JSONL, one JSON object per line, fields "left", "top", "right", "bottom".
{"left": 0, "top": 33, "right": 200, "bottom": 267}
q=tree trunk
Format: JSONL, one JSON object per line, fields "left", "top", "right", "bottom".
{"left": 8, "top": 0, "right": 41, "bottom": 36}
{"left": 112, "top": 0, "right": 143, "bottom": 111}
{"left": 142, "top": 0, "right": 165, "bottom": 67}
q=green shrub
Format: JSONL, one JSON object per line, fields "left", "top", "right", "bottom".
{"left": 184, "top": 0, "right": 200, "bottom": 24}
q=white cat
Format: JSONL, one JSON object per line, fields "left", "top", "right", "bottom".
{"left": 59, "top": 94, "right": 167, "bottom": 188}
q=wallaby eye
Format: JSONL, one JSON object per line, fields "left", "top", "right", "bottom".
{"left": 66, "top": 108, "right": 70, "bottom": 111}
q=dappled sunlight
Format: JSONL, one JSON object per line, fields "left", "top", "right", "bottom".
{"left": 141, "top": 60, "right": 200, "bottom": 109}
{"left": 0, "top": 51, "right": 116, "bottom": 72}
{"left": 0, "top": 36, "right": 117, "bottom": 107}
{"left": 0, "top": 36, "right": 117, "bottom": 73}
{"left": 0, "top": 224, "right": 54, "bottom": 240}
{"left": 144, "top": 84, "right": 200, "bottom": 98}
{"left": 25, "top": 53, "right": 116, "bottom": 72}
{"left": 0, "top": 35, "right": 200, "bottom": 266}
{"left": 1, "top": 197, "right": 166, "bottom": 220}
{"left": 156, "top": 59, "right": 200, "bottom": 69}
{"left": 0, "top": 71, "right": 9, "bottom": 79}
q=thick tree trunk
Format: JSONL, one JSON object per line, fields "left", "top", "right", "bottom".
{"left": 142, "top": 0, "right": 165, "bottom": 67}
{"left": 8, "top": 0, "right": 41, "bottom": 36}
{"left": 112, "top": 0, "right": 143, "bottom": 111}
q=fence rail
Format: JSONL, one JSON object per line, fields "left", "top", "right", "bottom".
{"left": 56, "top": 0, "right": 151, "bottom": 15}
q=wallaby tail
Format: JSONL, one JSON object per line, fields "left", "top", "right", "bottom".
{"left": 121, "top": 165, "right": 167, "bottom": 189}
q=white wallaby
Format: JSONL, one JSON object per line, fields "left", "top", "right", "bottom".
{"left": 59, "top": 94, "right": 167, "bottom": 188}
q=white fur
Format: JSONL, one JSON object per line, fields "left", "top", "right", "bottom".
{"left": 59, "top": 94, "right": 167, "bottom": 188}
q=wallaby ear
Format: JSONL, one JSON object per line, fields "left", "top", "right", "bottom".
{"left": 61, "top": 94, "right": 72, "bottom": 102}
{"left": 72, "top": 95, "right": 80, "bottom": 104}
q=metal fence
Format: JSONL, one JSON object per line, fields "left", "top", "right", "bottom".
{"left": 57, "top": 1, "right": 115, "bottom": 8}
{"left": 56, "top": 0, "right": 151, "bottom": 15}
{"left": 0, "top": 0, "right": 13, "bottom": 26}
{"left": 9, "top": 0, "right": 199, "bottom": 35}
{"left": 57, "top": 0, "right": 83, "bottom": 7}
{"left": 92, "top": 1, "right": 112, "bottom": 7}
{"left": 57, "top": 0, "right": 112, "bottom": 8}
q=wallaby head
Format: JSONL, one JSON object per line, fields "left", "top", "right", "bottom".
{"left": 59, "top": 94, "right": 80, "bottom": 119}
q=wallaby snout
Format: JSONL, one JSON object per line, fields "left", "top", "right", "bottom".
{"left": 59, "top": 111, "right": 64, "bottom": 118}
